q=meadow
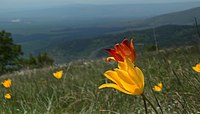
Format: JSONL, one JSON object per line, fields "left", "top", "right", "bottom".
{"left": 0, "top": 46, "right": 200, "bottom": 114}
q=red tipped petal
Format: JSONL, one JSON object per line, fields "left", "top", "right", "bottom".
{"left": 106, "top": 57, "right": 115, "bottom": 62}
{"left": 122, "top": 38, "right": 129, "bottom": 47}
{"left": 106, "top": 49, "right": 124, "bottom": 62}
{"left": 130, "top": 39, "right": 136, "bottom": 62}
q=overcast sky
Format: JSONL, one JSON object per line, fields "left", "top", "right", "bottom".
{"left": 1, "top": 0, "right": 199, "bottom": 10}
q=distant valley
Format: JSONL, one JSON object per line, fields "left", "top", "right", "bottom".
{"left": 1, "top": 2, "right": 200, "bottom": 34}
{"left": 1, "top": 2, "right": 200, "bottom": 63}
{"left": 45, "top": 24, "right": 200, "bottom": 63}
{"left": 14, "top": 24, "right": 199, "bottom": 63}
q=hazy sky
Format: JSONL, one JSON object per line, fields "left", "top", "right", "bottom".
{"left": 1, "top": 0, "right": 199, "bottom": 10}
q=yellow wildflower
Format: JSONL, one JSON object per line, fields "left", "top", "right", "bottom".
{"left": 99, "top": 58, "right": 144, "bottom": 95}
{"left": 53, "top": 70, "right": 63, "bottom": 79}
{"left": 5, "top": 93, "right": 11, "bottom": 99}
{"left": 2, "top": 79, "right": 12, "bottom": 88}
{"left": 193, "top": 63, "right": 200, "bottom": 72}
{"left": 153, "top": 82, "right": 163, "bottom": 92}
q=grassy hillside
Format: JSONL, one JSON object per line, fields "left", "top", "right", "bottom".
{"left": 0, "top": 46, "right": 200, "bottom": 113}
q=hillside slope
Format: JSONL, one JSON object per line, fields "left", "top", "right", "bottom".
{"left": 1, "top": 46, "right": 200, "bottom": 113}
{"left": 46, "top": 25, "right": 200, "bottom": 63}
{"left": 133, "top": 7, "right": 200, "bottom": 27}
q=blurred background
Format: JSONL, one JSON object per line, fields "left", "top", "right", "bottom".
{"left": 1, "top": 0, "right": 200, "bottom": 63}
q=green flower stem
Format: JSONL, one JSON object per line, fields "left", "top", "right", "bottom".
{"left": 152, "top": 90, "right": 164, "bottom": 114}
{"left": 145, "top": 73, "right": 163, "bottom": 114}
{"left": 142, "top": 94, "right": 158, "bottom": 114}
{"left": 142, "top": 94, "right": 148, "bottom": 114}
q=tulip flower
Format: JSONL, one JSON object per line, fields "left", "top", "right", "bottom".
{"left": 53, "top": 70, "right": 63, "bottom": 79}
{"left": 2, "top": 79, "right": 12, "bottom": 88}
{"left": 99, "top": 58, "right": 144, "bottom": 95}
{"left": 153, "top": 82, "right": 163, "bottom": 92}
{"left": 193, "top": 63, "right": 200, "bottom": 72}
{"left": 5, "top": 93, "right": 11, "bottom": 99}
{"left": 106, "top": 38, "right": 136, "bottom": 63}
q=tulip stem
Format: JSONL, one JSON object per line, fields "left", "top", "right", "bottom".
{"left": 142, "top": 94, "right": 158, "bottom": 114}
{"left": 142, "top": 94, "right": 148, "bottom": 114}
{"left": 152, "top": 90, "right": 164, "bottom": 114}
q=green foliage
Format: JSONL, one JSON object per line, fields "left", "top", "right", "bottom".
{"left": 18, "top": 52, "right": 54, "bottom": 68}
{"left": 0, "top": 30, "right": 22, "bottom": 73}
{"left": 28, "top": 54, "right": 37, "bottom": 67}
{"left": 144, "top": 45, "right": 157, "bottom": 52}
{"left": 37, "top": 52, "right": 54, "bottom": 67}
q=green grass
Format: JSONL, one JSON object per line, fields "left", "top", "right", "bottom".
{"left": 1, "top": 46, "right": 200, "bottom": 113}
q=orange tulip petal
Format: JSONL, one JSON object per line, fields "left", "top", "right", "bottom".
{"left": 105, "top": 49, "right": 124, "bottom": 62}
{"left": 105, "top": 38, "right": 136, "bottom": 63}
{"left": 130, "top": 39, "right": 136, "bottom": 61}
{"left": 120, "top": 43, "right": 132, "bottom": 56}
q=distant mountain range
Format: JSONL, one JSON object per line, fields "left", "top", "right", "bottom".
{"left": 1, "top": 2, "right": 200, "bottom": 34}
{"left": 5, "top": 6, "right": 200, "bottom": 63}
{"left": 129, "top": 7, "right": 200, "bottom": 28}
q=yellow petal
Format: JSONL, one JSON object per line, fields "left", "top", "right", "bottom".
{"left": 153, "top": 82, "right": 163, "bottom": 92}
{"left": 2, "top": 79, "right": 12, "bottom": 88}
{"left": 5, "top": 93, "right": 11, "bottom": 99}
{"left": 118, "top": 57, "right": 133, "bottom": 71}
{"left": 153, "top": 86, "right": 162, "bottom": 92}
{"left": 53, "top": 70, "right": 63, "bottom": 79}
{"left": 99, "top": 56, "right": 144, "bottom": 95}
{"left": 106, "top": 57, "right": 116, "bottom": 62}
{"left": 118, "top": 61, "right": 127, "bottom": 71}
{"left": 193, "top": 66, "right": 200, "bottom": 72}
{"left": 118, "top": 58, "right": 142, "bottom": 87}
{"left": 134, "top": 67, "right": 145, "bottom": 89}
{"left": 114, "top": 69, "right": 141, "bottom": 94}
{"left": 125, "top": 57, "right": 134, "bottom": 68}
{"left": 104, "top": 70, "right": 123, "bottom": 87}
{"left": 158, "top": 82, "right": 162, "bottom": 88}
{"left": 118, "top": 58, "right": 144, "bottom": 88}
{"left": 114, "top": 69, "right": 135, "bottom": 85}
{"left": 122, "top": 58, "right": 144, "bottom": 89}
{"left": 98, "top": 83, "right": 133, "bottom": 95}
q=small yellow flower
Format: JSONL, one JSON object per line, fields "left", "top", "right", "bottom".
{"left": 5, "top": 93, "right": 11, "bottom": 99}
{"left": 2, "top": 79, "right": 12, "bottom": 88}
{"left": 53, "top": 70, "right": 63, "bottom": 79}
{"left": 99, "top": 58, "right": 144, "bottom": 95}
{"left": 153, "top": 82, "right": 163, "bottom": 92}
{"left": 193, "top": 63, "right": 200, "bottom": 72}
